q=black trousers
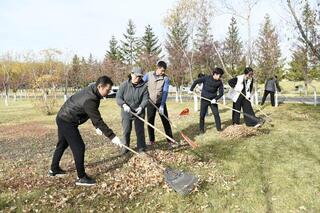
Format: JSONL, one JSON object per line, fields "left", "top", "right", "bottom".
{"left": 232, "top": 95, "right": 258, "bottom": 127}
{"left": 147, "top": 103, "right": 173, "bottom": 142}
{"left": 122, "top": 112, "right": 146, "bottom": 149}
{"left": 200, "top": 99, "right": 221, "bottom": 131}
{"left": 261, "top": 90, "right": 275, "bottom": 106}
{"left": 51, "top": 116, "right": 86, "bottom": 178}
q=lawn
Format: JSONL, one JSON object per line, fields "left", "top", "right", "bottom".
{"left": 0, "top": 98, "right": 320, "bottom": 212}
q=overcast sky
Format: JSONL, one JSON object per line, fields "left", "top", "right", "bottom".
{"left": 0, "top": 0, "right": 318, "bottom": 61}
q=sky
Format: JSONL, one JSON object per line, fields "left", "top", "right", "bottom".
{"left": 0, "top": 0, "right": 318, "bottom": 61}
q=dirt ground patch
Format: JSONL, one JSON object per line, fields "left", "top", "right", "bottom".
{"left": 0, "top": 122, "right": 53, "bottom": 140}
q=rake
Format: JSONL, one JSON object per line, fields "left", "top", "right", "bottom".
{"left": 148, "top": 100, "right": 198, "bottom": 149}
{"left": 192, "top": 92, "right": 263, "bottom": 125}
{"left": 108, "top": 139, "right": 198, "bottom": 195}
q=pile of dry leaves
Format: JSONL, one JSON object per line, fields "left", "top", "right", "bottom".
{"left": 100, "top": 149, "right": 201, "bottom": 199}
{"left": 219, "top": 124, "right": 258, "bottom": 139}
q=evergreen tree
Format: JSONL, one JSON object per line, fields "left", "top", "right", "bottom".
{"left": 70, "top": 54, "right": 81, "bottom": 88}
{"left": 165, "top": 15, "right": 189, "bottom": 93}
{"left": 223, "top": 17, "right": 244, "bottom": 76}
{"left": 138, "top": 25, "right": 162, "bottom": 71}
{"left": 121, "top": 19, "right": 139, "bottom": 65}
{"left": 105, "top": 36, "right": 121, "bottom": 61}
{"left": 193, "top": 15, "right": 218, "bottom": 76}
{"left": 256, "top": 14, "right": 282, "bottom": 83}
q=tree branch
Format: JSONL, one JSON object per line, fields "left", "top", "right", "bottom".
{"left": 287, "top": 0, "right": 320, "bottom": 60}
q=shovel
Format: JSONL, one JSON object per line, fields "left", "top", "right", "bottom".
{"left": 119, "top": 142, "right": 198, "bottom": 195}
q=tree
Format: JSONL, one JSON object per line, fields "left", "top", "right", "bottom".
{"left": 219, "top": 0, "right": 261, "bottom": 66}
{"left": 255, "top": 14, "right": 282, "bottom": 83}
{"left": 193, "top": 12, "right": 218, "bottom": 76}
{"left": 165, "top": 14, "right": 189, "bottom": 102}
{"left": 137, "top": 25, "right": 162, "bottom": 71}
{"left": 287, "top": 1, "right": 320, "bottom": 93}
{"left": 287, "top": 0, "right": 320, "bottom": 61}
{"left": 223, "top": 17, "right": 244, "bottom": 76}
{"left": 70, "top": 54, "right": 81, "bottom": 88}
{"left": 121, "top": 19, "right": 139, "bottom": 65}
{"left": 0, "top": 53, "right": 13, "bottom": 106}
{"left": 106, "top": 36, "right": 122, "bottom": 61}
{"left": 103, "top": 36, "right": 127, "bottom": 84}
{"left": 164, "top": 0, "right": 215, "bottom": 82}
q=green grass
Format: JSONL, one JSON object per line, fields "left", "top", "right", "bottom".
{"left": 1, "top": 99, "right": 320, "bottom": 212}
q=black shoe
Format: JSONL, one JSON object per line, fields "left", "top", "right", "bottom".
{"left": 217, "top": 128, "right": 222, "bottom": 132}
{"left": 48, "top": 167, "right": 67, "bottom": 177}
{"left": 200, "top": 129, "right": 205, "bottom": 134}
{"left": 76, "top": 175, "right": 96, "bottom": 186}
{"left": 138, "top": 148, "right": 146, "bottom": 153}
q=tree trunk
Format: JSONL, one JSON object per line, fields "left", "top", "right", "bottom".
{"left": 64, "top": 78, "right": 68, "bottom": 102}
{"left": 175, "top": 86, "right": 179, "bottom": 103}
{"left": 287, "top": 0, "right": 320, "bottom": 61}
{"left": 4, "top": 86, "right": 9, "bottom": 106}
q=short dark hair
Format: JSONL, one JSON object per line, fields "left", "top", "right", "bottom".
{"left": 244, "top": 67, "right": 253, "bottom": 74}
{"left": 212, "top": 67, "right": 224, "bottom": 76}
{"left": 96, "top": 76, "right": 113, "bottom": 87}
{"left": 198, "top": 72, "right": 205, "bottom": 78}
{"left": 157, "top": 61, "right": 167, "bottom": 70}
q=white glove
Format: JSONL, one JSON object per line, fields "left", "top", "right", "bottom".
{"left": 159, "top": 105, "right": 164, "bottom": 115}
{"left": 111, "top": 136, "right": 123, "bottom": 147}
{"left": 122, "top": 104, "right": 130, "bottom": 113}
{"left": 188, "top": 90, "right": 193, "bottom": 94}
{"left": 211, "top": 99, "right": 217, "bottom": 104}
{"left": 96, "top": 128, "right": 103, "bottom": 135}
{"left": 135, "top": 107, "right": 142, "bottom": 115}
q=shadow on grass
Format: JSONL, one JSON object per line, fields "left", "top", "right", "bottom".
{"left": 248, "top": 148, "right": 274, "bottom": 213}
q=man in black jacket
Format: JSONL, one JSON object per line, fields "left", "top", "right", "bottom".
{"left": 49, "top": 76, "right": 123, "bottom": 186}
{"left": 189, "top": 67, "right": 224, "bottom": 133}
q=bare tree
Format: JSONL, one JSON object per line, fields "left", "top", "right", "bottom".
{"left": 218, "top": 0, "right": 261, "bottom": 66}
{"left": 287, "top": 0, "right": 320, "bottom": 60}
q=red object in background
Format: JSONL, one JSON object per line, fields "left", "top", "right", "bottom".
{"left": 179, "top": 108, "right": 189, "bottom": 116}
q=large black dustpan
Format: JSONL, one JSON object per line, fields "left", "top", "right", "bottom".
{"left": 121, "top": 143, "right": 198, "bottom": 195}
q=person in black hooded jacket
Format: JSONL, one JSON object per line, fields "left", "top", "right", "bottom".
{"left": 49, "top": 76, "right": 123, "bottom": 186}
{"left": 189, "top": 67, "right": 224, "bottom": 133}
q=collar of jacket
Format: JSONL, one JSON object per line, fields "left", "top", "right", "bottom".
{"left": 90, "top": 84, "right": 103, "bottom": 99}
{"left": 127, "top": 79, "right": 146, "bottom": 88}
{"left": 152, "top": 71, "right": 166, "bottom": 80}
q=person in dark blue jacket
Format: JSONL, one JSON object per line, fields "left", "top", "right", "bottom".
{"left": 189, "top": 68, "right": 224, "bottom": 133}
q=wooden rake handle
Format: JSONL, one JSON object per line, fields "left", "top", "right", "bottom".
{"left": 130, "top": 111, "right": 177, "bottom": 144}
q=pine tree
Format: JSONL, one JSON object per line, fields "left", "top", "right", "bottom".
{"left": 121, "top": 19, "right": 139, "bottom": 65}
{"left": 165, "top": 15, "right": 189, "bottom": 99}
{"left": 223, "top": 17, "right": 244, "bottom": 76}
{"left": 70, "top": 54, "right": 81, "bottom": 88}
{"left": 256, "top": 14, "right": 282, "bottom": 83}
{"left": 138, "top": 25, "right": 162, "bottom": 71}
{"left": 193, "top": 15, "right": 218, "bottom": 76}
{"left": 106, "top": 36, "right": 121, "bottom": 61}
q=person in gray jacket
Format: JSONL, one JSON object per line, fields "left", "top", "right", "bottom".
{"left": 116, "top": 67, "right": 149, "bottom": 154}
{"left": 261, "top": 75, "right": 281, "bottom": 106}
{"left": 143, "top": 61, "right": 174, "bottom": 146}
